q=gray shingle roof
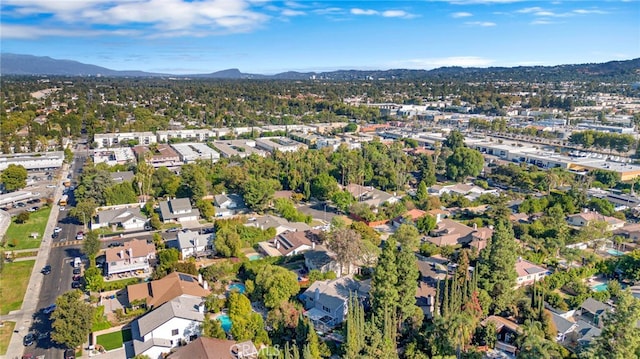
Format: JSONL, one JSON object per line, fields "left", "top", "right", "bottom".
{"left": 581, "top": 297, "right": 611, "bottom": 316}
{"left": 136, "top": 294, "right": 205, "bottom": 337}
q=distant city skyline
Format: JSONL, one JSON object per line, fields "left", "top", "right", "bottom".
{"left": 1, "top": 0, "right": 639, "bottom": 74}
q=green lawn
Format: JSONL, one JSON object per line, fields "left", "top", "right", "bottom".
{"left": 0, "top": 260, "right": 35, "bottom": 314}
{"left": 96, "top": 331, "right": 124, "bottom": 351}
{"left": 0, "top": 321, "right": 16, "bottom": 355}
{"left": 2, "top": 207, "right": 52, "bottom": 250}
{"left": 91, "top": 306, "right": 112, "bottom": 332}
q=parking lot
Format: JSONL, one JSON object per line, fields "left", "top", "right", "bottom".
{"left": 1, "top": 170, "right": 63, "bottom": 216}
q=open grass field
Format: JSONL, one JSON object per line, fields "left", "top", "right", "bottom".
{"left": 96, "top": 331, "right": 124, "bottom": 351}
{"left": 0, "top": 260, "right": 35, "bottom": 315}
{"left": 2, "top": 207, "right": 52, "bottom": 250}
{"left": 0, "top": 321, "right": 16, "bottom": 355}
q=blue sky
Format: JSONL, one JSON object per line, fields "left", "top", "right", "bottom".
{"left": 1, "top": 0, "right": 639, "bottom": 74}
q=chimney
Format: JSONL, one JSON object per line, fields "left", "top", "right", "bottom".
{"left": 203, "top": 281, "right": 209, "bottom": 290}
{"left": 198, "top": 273, "right": 203, "bottom": 284}
{"left": 314, "top": 288, "right": 320, "bottom": 302}
{"left": 275, "top": 240, "right": 280, "bottom": 249}
{"left": 312, "top": 242, "right": 316, "bottom": 249}
{"left": 198, "top": 302, "right": 205, "bottom": 313}
{"left": 128, "top": 247, "right": 133, "bottom": 258}
{"left": 119, "top": 250, "right": 124, "bottom": 258}
{"left": 435, "top": 213, "right": 442, "bottom": 223}
{"left": 473, "top": 223, "right": 478, "bottom": 230}
{"left": 583, "top": 208, "right": 589, "bottom": 213}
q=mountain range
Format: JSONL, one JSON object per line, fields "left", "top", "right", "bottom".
{"left": 1, "top": 53, "right": 640, "bottom": 82}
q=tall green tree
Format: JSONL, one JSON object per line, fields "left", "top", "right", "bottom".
{"left": 202, "top": 313, "right": 227, "bottom": 339}
{"left": 582, "top": 290, "right": 640, "bottom": 359}
{"left": 444, "top": 130, "right": 465, "bottom": 151}
{"left": 243, "top": 178, "right": 279, "bottom": 212}
{"left": 477, "top": 220, "right": 518, "bottom": 314}
{"left": 396, "top": 246, "right": 419, "bottom": 324}
{"left": 254, "top": 265, "right": 300, "bottom": 309}
{"left": 0, "top": 164, "right": 27, "bottom": 192}
{"left": 371, "top": 238, "right": 398, "bottom": 322}
{"left": 82, "top": 231, "right": 101, "bottom": 264}
{"left": 390, "top": 224, "right": 420, "bottom": 252}
{"left": 325, "top": 228, "right": 363, "bottom": 276}
{"left": 50, "top": 290, "right": 95, "bottom": 349}
{"left": 445, "top": 147, "right": 484, "bottom": 182}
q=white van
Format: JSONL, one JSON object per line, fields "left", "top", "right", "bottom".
{"left": 73, "top": 257, "right": 82, "bottom": 268}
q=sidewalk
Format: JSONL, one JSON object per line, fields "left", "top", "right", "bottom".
{"left": 1, "top": 163, "right": 68, "bottom": 359}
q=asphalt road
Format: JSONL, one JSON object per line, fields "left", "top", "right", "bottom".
{"left": 23, "top": 149, "right": 86, "bottom": 359}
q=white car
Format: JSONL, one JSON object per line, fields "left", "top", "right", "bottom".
{"left": 59, "top": 207, "right": 66, "bottom": 211}
{"left": 54, "top": 227, "right": 62, "bottom": 233}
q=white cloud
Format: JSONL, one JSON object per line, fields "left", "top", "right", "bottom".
{"left": 465, "top": 21, "right": 497, "bottom": 27}
{"left": 0, "top": 23, "right": 139, "bottom": 39}
{"left": 451, "top": 11, "right": 473, "bottom": 18}
{"left": 2, "top": 0, "right": 271, "bottom": 37}
{"left": 393, "top": 56, "right": 495, "bottom": 69}
{"left": 530, "top": 19, "right": 555, "bottom": 25}
{"left": 312, "top": 7, "right": 343, "bottom": 15}
{"left": 382, "top": 10, "right": 413, "bottom": 18}
{"left": 282, "top": 9, "right": 305, "bottom": 16}
{"left": 350, "top": 8, "right": 417, "bottom": 18}
{"left": 516, "top": 7, "right": 544, "bottom": 14}
{"left": 351, "top": 8, "right": 378, "bottom": 16}
{"left": 573, "top": 9, "right": 607, "bottom": 15}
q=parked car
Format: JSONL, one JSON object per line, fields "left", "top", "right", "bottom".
{"left": 107, "top": 242, "right": 123, "bottom": 248}
{"left": 71, "top": 281, "right": 81, "bottom": 289}
{"left": 52, "top": 232, "right": 59, "bottom": 239}
{"left": 54, "top": 227, "right": 62, "bottom": 233}
{"left": 43, "top": 304, "right": 56, "bottom": 314}
{"left": 41, "top": 265, "right": 51, "bottom": 275}
{"left": 72, "top": 267, "right": 81, "bottom": 275}
{"left": 72, "top": 275, "right": 81, "bottom": 281}
{"left": 166, "top": 228, "right": 179, "bottom": 233}
{"left": 16, "top": 202, "right": 26, "bottom": 207}
{"left": 23, "top": 333, "right": 35, "bottom": 346}
{"left": 37, "top": 331, "right": 49, "bottom": 340}
{"left": 64, "top": 349, "right": 75, "bottom": 359}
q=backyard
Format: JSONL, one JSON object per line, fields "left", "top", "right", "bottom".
{"left": 0, "top": 321, "right": 16, "bottom": 355}
{"left": 2, "top": 207, "right": 52, "bottom": 250}
{"left": 96, "top": 329, "right": 131, "bottom": 351}
{"left": 0, "top": 260, "right": 35, "bottom": 314}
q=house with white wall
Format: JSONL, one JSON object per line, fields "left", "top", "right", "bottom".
{"left": 131, "top": 294, "right": 205, "bottom": 359}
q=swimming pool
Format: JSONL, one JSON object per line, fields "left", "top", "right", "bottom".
{"left": 591, "top": 283, "right": 608, "bottom": 292}
{"left": 227, "top": 283, "right": 246, "bottom": 294}
{"left": 248, "top": 254, "right": 263, "bottom": 261}
{"left": 216, "top": 314, "right": 232, "bottom": 332}
{"left": 607, "top": 249, "right": 624, "bottom": 256}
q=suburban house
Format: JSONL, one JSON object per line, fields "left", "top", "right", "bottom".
{"left": 213, "top": 193, "right": 245, "bottom": 217}
{"left": 566, "top": 211, "right": 625, "bottom": 230}
{"left": 391, "top": 208, "right": 426, "bottom": 227}
{"left": 549, "top": 311, "right": 579, "bottom": 342}
{"left": 257, "top": 229, "right": 322, "bottom": 257}
{"left": 481, "top": 316, "right": 521, "bottom": 356}
{"left": 127, "top": 272, "right": 211, "bottom": 309}
{"left": 167, "top": 337, "right": 259, "bottom": 359}
{"left": 514, "top": 258, "right": 549, "bottom": 288}
{"left": 428, "top": 183, "right": 498, "bottom": 201}
{"left": 91, "top": 205, "right": 147, "bottom": 231}
{"left": 131, "top": 294, "right": 205, "bottom": 359}
{"left": 424, "top": 219, "right": 493, "bottom": 250}
{"left": 578, "top": 298, "right": 612, "bottom": 328}
{"left": 159, "top": 198, "right": 200, "bottom": 223}
{"left": 415, "top": 256, "right": 447, "bottom": 319}
{"left": 344, "top": 183, "right": 399, "bottom": 207}
{"left": 300, "top": 275, "right": 371, "bottom": 330}
{"left": 304, "top": 244, "right": 360, "bottom": 277}
{"left": 245, "top": 215, "right": 311, "bottom": 235}
{"left": 105, "top": 239, "right": 156, "bottom": 276}
{"left": 132, "top": 144, "right": 182, "bottom": 168}
{"left": 171, "top": 230, "right": 214, "bottom": 259}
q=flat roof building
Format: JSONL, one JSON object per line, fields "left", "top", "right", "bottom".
{"left": 94, "top": 132, "right": 157, "bottom": 148}
{"left": 211, "top": 140, "right": 266, "bottom": 158}
{"left": 0, "top": 151, "right": 64, "bottom": 171}
{"left": 255, "top": 137, "right": 307, "bottom": 153}
{"left": 171, "top": 143, "right": 220, "bottom": 163}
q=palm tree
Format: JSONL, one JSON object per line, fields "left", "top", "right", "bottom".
{"left": 448, "top": 312, "right": 476, "bottom": 358}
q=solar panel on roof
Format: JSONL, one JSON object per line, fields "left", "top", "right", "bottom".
{"left": 178, "top": 273, "right": 194, "bottom": 282}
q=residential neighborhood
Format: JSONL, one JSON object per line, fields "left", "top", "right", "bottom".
{"left": 2, "top": 54, "right": 640, "bottom": 359}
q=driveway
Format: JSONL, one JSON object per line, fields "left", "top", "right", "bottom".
{"left": 296, "top": 201, "right": 338, "bottom": 223}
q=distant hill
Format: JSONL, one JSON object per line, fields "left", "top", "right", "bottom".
{"left": 0, "top": 53, "right": 166, "bottom": 77}
{"left": 1, "top": 53, "right": 639, "bottom": 82}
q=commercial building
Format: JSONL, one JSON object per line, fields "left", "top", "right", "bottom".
{"left": 92, "top": 148, "right": 136, "bottom": 166}
{"left": 0, "top": 151, "right": 64, "bottom": 171}
{"left": 94, "top": 132, "right": 157, "bottom": 148}
{"left": 211, "top": 140, "right": 267, "bottom": 158}
{"left": 255, "top": 137, "right": 307, "bottom": 153}
{"left": 156, "top": 129, "right": 217, "bottom": 143}
{"left": 171, "top": 143, "right": 220, "bottom": 164}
